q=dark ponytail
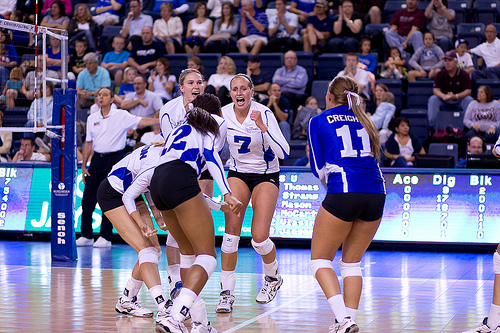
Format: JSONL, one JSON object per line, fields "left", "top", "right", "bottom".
{"left": 186, "top": 107, "right": 220, "bottom": 138}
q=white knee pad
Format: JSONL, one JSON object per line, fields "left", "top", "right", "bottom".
{"left": 309, "top": 259, "right": 333, "bottom": 278}
{"left": 251, "top": 238, "right": 274, "bottom": 256}
{"left": 166, "top": 233, "right": 179, "bottom": 248}
{"left": 138, "top": 247, "right": 159, "bottom": 266}
{"left": 221, "top": 233, "right": 240, "bottom": 254}
{"left": 193, "top": 254, "right": 217, "bottom": 277}
{"left": 180, "top": 254, "right": 196, "bottom": 269}
{"left": 493, "top": 252, "right": 500, "bottom": 275}
{"left": 339, "top": 260, "right": 362, "bottom": 279}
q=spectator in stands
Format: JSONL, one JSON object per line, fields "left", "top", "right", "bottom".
{"left": 101, "top": 36, "right": 130, "bottom": 92}
{"left": 302, "top": 0, "right": 333, "bottom": 57}
{"left": 69, "top": 4, "right": 98, "bottom": 52}
{"left": 153, "top": 2, "right": 183, "bottom": 54}
{"left": 456, "top": 135, "right": 485, "bottom": 167}
{"left": 151, "top": 0, "right": 189, "bottom": 17}
{"left": 26, "top": 82, "right": 55, "bottom": 133}
{"left": 424, "top": 0, "right": 454, "bottom": 53}
{"left": 366, "top": 82, "right": 388, "bottom": 115}
{"left": 187, "top": 56, "right": 206, "bottom": 79}
{"left": 291, "top": 96, "right": 321, "bottom": 140}
{"left": 148, "top": 58, "right": 176, "bottom": 103}
{"left": 93, "top": 0, "right": 124, "bottom": 27}
{"left": 357, "top": 38, "right": 377, "bottom": 75}
{"left": 9, "top": 9, "right": 33, "bottom": 46}
{"left": 69, "top": 39, "right": 89, "bottom": 81}
{"left": 470, "top": 25, "right": 500, "bottom": 81}
{"left": 384, "top": 117, "right": 425, "bottom": 167}
{"left": 463, "top": 85, "right": 500, "bottom": 143}
{"left": 246, "top": 55, "right": 272, "bottom": 100}
{"left": 293, "top": 142, "right": 309, "bottom": 166}
{"left": 205, "top": 2, "right": 240, "bottom": 54}
{"left": 184, "top": 2, "right": 213, "bottom": 56}
{"left": 260, "top": 83, "right": 292, "bottom": 142}
{"left": 272, "top": 50, "right": 308, "bottom": 116}
{"left": 407, "top": 32, "right": 444, "bottom": 81}
{"left": 370, "top": 91, "right": 396, "bottom": 144}
{"left": 118, "top": 67, "right": 137, "bottom": 98}
{"left": 455, "top": 39, "right": 474, "bottom": 75}
{"left": 40, "top": 0, "right": 70, "bottom": 30}
{"left": 290, "top": 0, "right": 316, "bottom": 25}
{"left": 76, "top": 52, "right": 112, "bottom": 109}
{"left": 19, "top": 55, "right": 58, "bottom": 105}
{"left": 353, "top": 0, "right": 384, "bottom": 24}
{"left": 428, "top": 51, "right": 473, "bottom": 130}
{"left": 12, "top": 137, "right": 49, "bottom": 162}
{"left": 0, "top": 0, "right": 16, "bottom": 19}
{"left": 122, "top": 0, "right": 154, "bottom": 50}
{"left": 380, "top": 46, "right": 406, "bottom": 79}
{"left": 128, "top": 26, "right": 165, "bottom": 75}
{"left": 384, "top": 0, "right": 424, "bottom": 58}
{"left": 329, "top": 0, "right": 362, "bottom": 54}
{"left": 267, "top": 0, "right": 300, "bottom": 52}
{"left": 336, "top": 52, "right": 370, "bottom": 100}
{"left": 205, "top": 56, "right": 236, "bottom": 106}
{"left": 121, "top": 75, "right": 163, "bottom": 118}
{"left": 207, "top": 0, "right": 226, "bottom": 19}
{"left": 0, "top": 67, "right": 22, "bottom": 108}
{"left": 46, "top": 34, "right": 65, "bottom": 77}
{"left": 233, "top": 0, "right": 265, "bottom": 11}
{"left": 0, "top": 111, "right": 12, "bottom": 162}
{"left": 237, "top": 0, "right": 269, "bottom": 55}
{"left": 41, "top": 0, "right": 71, "bottom": 16}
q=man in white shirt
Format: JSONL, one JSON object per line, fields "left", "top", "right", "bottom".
{"left": 267, "top": 0, "right": 300, "bottom": 52}
{"left": 471, "top": 24, "right": 500, "bottom": 81}
{"left": 0, "top": 0, "right": 16, "bottom": 18}
{"left": 12, "top": 137, "right": 49, "bottom": 162}
{"left": 336, "top": 52, "right": 370, "bottom": 101}
{"left": 121, "top": 0, "right": 154, "bottom": 50}
{"left": 121, "top": 75, "right": 163, "bottom": 118}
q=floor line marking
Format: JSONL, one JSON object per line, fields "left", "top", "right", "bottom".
{"left": 221, "top": 285, "right": 320, "bottom": 333}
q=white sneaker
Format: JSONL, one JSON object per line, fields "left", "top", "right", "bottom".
{"left": 329, "top": 317, "right": 359, "bottom": 333}
{"left": 94, "top": 236, "right": 112, "bottom": 247}
{"left": 255, "top": 275, "right": 283, "bottom": 304}
{"left": 191, "top": 321, "right": 218, "bottom": 333}
{"left": 215, "top": 290, "right": 235, "bottom": 313}
{"left": 394, "top": 68, "right": 404, "bottom": 79}
{"left": 35, "top": 137, "right": 50, "bottom": 153}
{"left": 115, "top": 296, "right": 154, "bottom": 317}
{"left": 156, "top": 299, "right": 173, "bottom": 323}
{"left": 76, "top": 236, "right": 93, "bottom": 246}
{"left": 156, "top": 315, "right": 188, "bottom": 333}
{"left": 463, "top": 317, "right": 500, "bottom": 333}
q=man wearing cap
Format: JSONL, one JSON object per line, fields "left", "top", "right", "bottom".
{"left": 470, "top": 24, "right": 500, "bottom": 81}
{"left": 238, "top": 0, "right": 269, "bottom": 55}
{"left": 427, "top": 50, "right": 474, "bottom": 130}
{"left": 267, "top": 0, "right": 300, "bottom": 52}
{"left": 455, "top": 39, "right": 474, "bottom": 75}
{"left": 246, "top": 55, "right": 273, "bottom": 101}
{"left": 385, "top": 0, "right": 425, "bottom": 58}
{"left": 302, "top": 0, "right": 334, "bottom": 57}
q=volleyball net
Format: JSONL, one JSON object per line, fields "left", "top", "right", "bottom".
{"left": 0, "top": 19, "right": 78, "bottom": 261}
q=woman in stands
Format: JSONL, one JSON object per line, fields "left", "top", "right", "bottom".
{"left": 463, "top": 85, "right": 500, "bottom": 144}
{"left": 308, "top": 76, "right": 386, "bottom": 333}
{"left": 205, "top": 2, "right": 240, "bottom": 54}
{"left": 40, "top": 0, "right": 70, "bottom": 30}
{"left": 205, "top": 56, "right": 236, "bottom": 106}
{"left": 148, "top": 58, "right": 177, "bottom": 103}
{"left": 68, "top": 4, "right": 98, "bottom": 52}
{"left": 384, "top": 116, "right": 425, "bottom": 167}
{"left": 152, "top": 107, "right": 242, "bottom": 333}
{"left": 184, "top": 2, "right": 213, "bottom": 56}
{"left": 216, "top": 74, "right": 290, "bottom": 313}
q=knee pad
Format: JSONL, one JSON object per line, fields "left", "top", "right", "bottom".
{"left": 180, "top": 254, "right": 196, "bottom": 269}
{"left": 221, "top": 233, "right": 240, "bottom": 254}
{"left": 166, "top": 233, "right": 179, "bottom": 248}
{"left": 494, "top": 252, "right": 500, "bottom": 275}
{"left": 309, "top": 259, "right": 333, "bottom": 278}
{"left": 193, "top": 254, "right": 217, "bottom": 277}
{"left": 339, "top": 260, "right": 362, "bottom": 279}
{"left": 251, "top": 238, "right": 274, "bottom": 256}
{"left": 138, "top": 247, "right": 159, "bottom": 266}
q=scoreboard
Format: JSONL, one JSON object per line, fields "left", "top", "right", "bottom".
{"left": 1, "top": 164, "right": 499, "bottom": 244}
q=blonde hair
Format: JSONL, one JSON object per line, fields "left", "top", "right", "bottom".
{"left": 217, "top": 56, "right": 236, "bottom": 75}
{"left": 381, "top": 91, "right": 394, "bottom": 104}
{"left": 123, "top": 67, "right": 138, "bottom": 84}
{"left": 328, "top": 76, "right": 380, "bottom": 160}
{"left": 9, "top": 67, "right": 23, "bottom": 81}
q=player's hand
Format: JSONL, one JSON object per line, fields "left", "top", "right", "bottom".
{"left": 141, "top": 224, "right": 158, "bottom": 237}
{"left": 156, "top": 216, "right": 167, "bottom": 231}
{"left": 82, "top": 169, "right": 90, "bottom": 185}
{"left": 223, "top": 193, "right": 243, "bottom": 215}
{"left": 250, "top": 110, "right": 266, "bottom": 132}
{"left": 220, "top": 201, "right": 230, "bottom": 213}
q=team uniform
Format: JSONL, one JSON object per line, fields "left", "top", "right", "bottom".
{"left": 159, "top": 96, "right": 186, "bottom": 139}
{"left": 308, "top": 104, "right": 386, "bottom": 221}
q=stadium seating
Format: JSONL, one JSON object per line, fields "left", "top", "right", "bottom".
{"left": 429, "top": 143, "right": 459, "bottom": 165}
{"left": 197, "top": 53, "right": 221, "bottom": 78}
{"left": 448, "top": 0, "right": 471, "bottom": 25}
{"left": 310, "top": 80, "right": 330, "bottom": 110}
{"left": 400, "top": 109, "right": 429, "bottom": 143}
{"left": 166, "top": 54, "right": 190, "bottom": 78}
{"left": 317, "top": 54, "right": 344, "bottom": 80}
{"left": 473, "top": 0, "right": 500, "bottom": 24}
{"left": 282, "top": 140, "right": 308, "bottom": 166}
{"left": 435, "top": 110, "right": 465, "bottom": 131}
{"left": 295, "top": 51, "right": 314, "bottom": 83}
{"left": 383, "top": 1, "right": 407, "bottom": 23}
{"left": 407, "top": 80, "right": 433, "bottom": 109}
{"left": 457, "top": 23, "right": 486, "bottom": 49}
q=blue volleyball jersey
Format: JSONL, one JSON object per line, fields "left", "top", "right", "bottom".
{"left": 308, "top": 104, "right": 386, "bottom": 194}
{"left": 158, "top": 121, "right": 231, "bottom": 195}
{"left": 107, "top": 144, "right": 162, "bottom": 214}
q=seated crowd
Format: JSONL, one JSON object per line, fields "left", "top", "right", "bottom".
{"left": 0, "top": 0, "right": 499, "bottom": 166}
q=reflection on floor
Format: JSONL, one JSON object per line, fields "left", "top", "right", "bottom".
{"left": 0, "top": 240, "right": 496, "bottom": 332}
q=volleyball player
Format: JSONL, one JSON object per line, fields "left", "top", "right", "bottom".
{"left": 158, "top": 69, "right": 205, "bottom": 297}
{"left": 462, "top": 139, "right": 500, "bottom": 333}
{"left": 216, "top": 74, "right": 290, "bottom": 313}
{"left": 151, "top": 107, "right": 242, "bottom": 333}
{"left": 308, "top": 76, "right": 386, "bottom": 333}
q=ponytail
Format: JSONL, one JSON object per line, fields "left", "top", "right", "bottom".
{"left": 186, "top": 107, "right": 220, "bottom": 138}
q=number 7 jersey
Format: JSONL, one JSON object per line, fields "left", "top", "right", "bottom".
{"left": 308, "top": 104, "right": 385, "bottom": 194}
{"left": 222, "top": 101, "right": 290, "bottom": 174}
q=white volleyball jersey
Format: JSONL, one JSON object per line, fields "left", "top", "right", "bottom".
{"left": 158, "top": 121, "right": 231, "bottom": 195}
{"left": 159, "top": 96, "right": 186, "bottom": 139}
{"left": 107, "top": 144, "right": 162, "bottom": 214}
{"left": 221, "top": 100, "right": 290, "bottom": 174}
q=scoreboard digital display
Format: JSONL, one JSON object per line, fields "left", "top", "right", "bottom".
{"left": 1, "top": 164, "right": 499, "bottom": 244}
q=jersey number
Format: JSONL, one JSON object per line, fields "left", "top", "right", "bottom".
{"left": 234, "top": 136, "right": 251, "bottom": 154}
{"left": 163, "top": 125, "right": 191, "bottom": 155}
{"left": 336, "top": 125, "right": 371, "bottom": 158}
